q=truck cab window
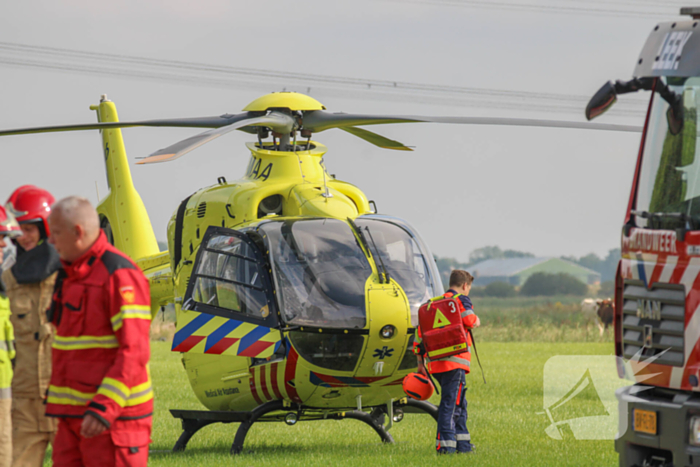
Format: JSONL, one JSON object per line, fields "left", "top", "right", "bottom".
{"left": 636, "top": 77, "right": 700, "bottom": 230}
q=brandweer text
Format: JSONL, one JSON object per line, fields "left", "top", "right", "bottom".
{"left": 625, "top": 230, "right": 678, "bottom": 253}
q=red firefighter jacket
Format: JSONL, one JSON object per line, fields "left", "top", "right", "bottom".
{"left": 46, "top": 232, "right": 152, "bottom": 427}
{"left": 414, "top": 290, "right": 478, "bottom": 374}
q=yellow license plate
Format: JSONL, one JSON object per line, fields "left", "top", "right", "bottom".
{"left": 633, "top": 409, "right": 657, "bottom": 435}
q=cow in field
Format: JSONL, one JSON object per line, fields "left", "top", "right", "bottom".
{"left": 597, "top": 298, "right": 614, "bottom": 335}
{"left": 581, "top": 298, "right": 615, "bottom": 336}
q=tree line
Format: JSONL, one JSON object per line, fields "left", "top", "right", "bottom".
{"left": 435, "top": 245, "right": 620, "bottom": 297}
{"left": 471, "top": 272, "right": 589, "bottom": 298}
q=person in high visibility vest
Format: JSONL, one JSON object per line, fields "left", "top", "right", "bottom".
{"left": 0, "top": 206, "right": 21, "bottom": 467}
{"left": 414, "top": 269, "right": 480, "bottom": 454}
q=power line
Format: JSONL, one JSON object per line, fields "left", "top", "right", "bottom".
{"left": 0, "top": 42, "right": 646, "bottom": 118}
{"left": 1, "top": 41, "right": 596, "bottom": 99}
{"left": 382, "top": 0, "right": 682, "bottom": 18}
{"left": 560, "top": 0, "right": 689, "bottom": 6}
{"left": 580, "top": 1, "right": 687, "bottom": 6}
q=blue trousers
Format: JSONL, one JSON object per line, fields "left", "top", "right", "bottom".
{"left": 433, "top": 369, "right": 473, "bottom": 453}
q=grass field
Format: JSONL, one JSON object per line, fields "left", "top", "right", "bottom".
{"left": 40, "top": 297, "right": 621, "bottom": 465}
{"left": 145, "top": 340, "right": 620, "bottom": 467}
{"left": 468, "top": 297, "right": 613, "bottom": 343}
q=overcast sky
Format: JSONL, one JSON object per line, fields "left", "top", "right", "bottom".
{"left": 0, "top": 0, "right": 688, "bottom": 262}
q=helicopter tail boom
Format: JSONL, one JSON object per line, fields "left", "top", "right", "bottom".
{"left": 90, "top": 96, "right": 161, "bottom": 266}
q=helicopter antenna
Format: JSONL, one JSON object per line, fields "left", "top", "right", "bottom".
{"left": 364, "top": 226, "right": 390, "bottom": 284}
{"left": 321, "top": 158, "right": 332, "bottom": 199}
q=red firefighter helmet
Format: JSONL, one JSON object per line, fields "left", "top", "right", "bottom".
{"left": 402, "top": 372, "right": 434, "bottom": 401}
{"left": 5, "top": 186, "right": 55, "bottom": 237}
{"left": 0, "top": 206, "right": 21, "bottom": 238}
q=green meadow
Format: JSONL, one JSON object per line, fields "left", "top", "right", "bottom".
{"left": 474, "top": 297, "right": 614, "bottom": 343}
{"left": 146, "top": 342, "right": 620, "bottom": 466}
{"left": 43, "top": 299, "right": 621, "bottom": 466}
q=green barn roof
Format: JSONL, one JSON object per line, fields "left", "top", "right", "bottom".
{"left": 470, "top": 257, "right": 601, "bottom": 286}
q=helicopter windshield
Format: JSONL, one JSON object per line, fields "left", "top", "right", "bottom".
{"left": 355, "top": 216, "right": 442, "bottom": 325}
{"left": 635, "top": 77, "right": 700, "bottom": 230}
{"left": 259, "top": 218, "right": 371, "bottom": 329}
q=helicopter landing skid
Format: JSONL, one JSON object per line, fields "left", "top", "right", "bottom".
{"left": 230, "top": 400, "right": 394, "bottom": 454}
{"left": 398, "top": 398, "right": 439, "bottom": 421}
{"left": 169, "top": 398, "right": 438, "bottom": 455}
{"left": 170, "top": 408, "right": 250, "bottom": 452}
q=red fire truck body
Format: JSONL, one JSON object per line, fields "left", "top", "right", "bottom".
{"left": 603, "top": 7, "right": 700, "bottom": 466}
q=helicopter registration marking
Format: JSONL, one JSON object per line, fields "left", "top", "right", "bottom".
{"left": 246, "top": 157, "right": 273, "bottom": 181}
{"left": 171, "top": 312, "right": 281, "bottom": 358}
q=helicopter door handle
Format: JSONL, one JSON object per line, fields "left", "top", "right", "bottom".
{"left": 369, "top": 200, "right": 377, "bottom": 214}
{"left": 226, "top": 204, "right": 236, "bottom": 219}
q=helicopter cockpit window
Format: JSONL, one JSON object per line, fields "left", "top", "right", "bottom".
{"left": 355, "top": 217, "right": 441, "bottom": 326}
{"left": 636, "top": 77, "right": 700, "bottom": 230}
{"left": 190, "top": 233, "right": 269, "bottom": 319}
{"left": 259, "top": 218, "right": 371, "bottom": 329}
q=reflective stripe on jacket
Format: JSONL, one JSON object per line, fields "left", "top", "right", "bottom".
{"left": 46, "top": 232, "right": 153, "bottom": 426}
{"left": 414, "top": 290, "right": 478, "bottom": 374}
{"left": 1, "top": 268, "right": 56, "bottom": 398}
{"left": 0, "top": 294, "right": 14, "bottom": 398}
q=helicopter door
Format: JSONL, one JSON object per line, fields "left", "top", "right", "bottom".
{"left": 172, "top": 226, "right": 281, "bottom": 359}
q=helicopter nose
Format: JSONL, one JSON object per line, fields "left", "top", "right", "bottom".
{"left": 354, "top": 284, "right": 409, "bottom": 378}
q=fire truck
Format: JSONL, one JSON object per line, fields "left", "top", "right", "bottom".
{"left": 586, "top": 6, "right": 700, "bottom": 467}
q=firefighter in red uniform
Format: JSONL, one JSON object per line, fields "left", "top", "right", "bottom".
{"left": 45, "top": 197, "right": 152, "bottom": 466}
{"left": 414, "top": 270, "right": 480, "bottom": 454}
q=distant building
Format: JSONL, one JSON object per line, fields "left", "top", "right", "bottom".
{"left": 469, "top": 257, "right": 601, "bottom": 287}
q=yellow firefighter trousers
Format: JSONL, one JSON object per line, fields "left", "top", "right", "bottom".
{"left": 11, "top": 398, "right": 55, "bottom": 467}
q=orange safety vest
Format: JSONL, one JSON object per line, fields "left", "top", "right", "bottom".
{"left": 414, "top": 292, "right": 476, "bottom": 374}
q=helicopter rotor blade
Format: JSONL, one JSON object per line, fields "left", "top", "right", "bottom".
{"left": 302, "top": 112, "right": 416, "bottom": 133}
{"left": 136, "top": 112, "right": 297, "bottom": 164}
{"left": 339, "top": 127, "right": 413, "bottom": 151}
{"left": 302, "top": 111, "right": 642, "bottom": 134}
{"left": 0, "top": 114, "right": 259, "bottom": 137}
{"left": 407, "top": 116, "right": 642, "bottom": 133}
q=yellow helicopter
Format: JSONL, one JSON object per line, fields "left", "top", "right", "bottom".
{"left": 0, "top": 91, "right": 639, "bottom": 453}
